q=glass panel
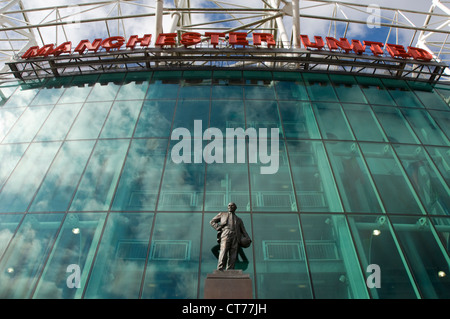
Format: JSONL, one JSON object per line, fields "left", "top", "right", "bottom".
{"left": 393, "top": 144, "right": 450, "bottom": 215}
{"left": 287, "top": 140, "right": 343, "bottom": 212}
{"left": 86, "top": 73, "right": 125, "bottom": 102}
{"left": 426, "top": 146, "right": 450, "bottom": 186}
{"left": 312, "top": 102, "right": 354, "bottom": 140}
{"left": 435, "top": 86, "right": 450, "bottom": 110}
{"left": 33, "top": 213, "right": 107, "bottom": 299}
{"left": 390, "top": 216, "right": 450, "bottom": 298}
{"left": 146, "top": 71, "right": 181, "bottom": 100}
{"left": 250, "top": 141, "right": 296, "bottom": 212}
{"left": 199, "top": 212, "right": 253, "bottom": 297}
{"left": 115, "top": 72, "right": 151, "bottom": 101}
{"left": 205, "top": 101, "right": 249, "bottom": 211}
{"left": 134, "top": 100, "right": 176, "bottom": 138}
{"left": 58, "top": 85, "right": 92, "bottom": 104}
{"left": 29, "top": 140, "right": 96, "bottom": 212}
{"left": 431, "top": 217, "right": 450, "bottom": 256}
{"left": 342, "top": 104, "right": 387, "bottom": 142}
{"left": 204, "top": 153, "right": 251, "bottom": 212}
{"left": 325, "top": 141, "right": 383, "bottom": 213}
{"left": 179, "top": 73, "right": 212, "bottom": 100}
{"left": 212, "top": 70, "right": 242, "bottom": 80}
{"left": 401, "top": 108, "right": 449, "bottom": 146}
{"left": 372, "top": 105, "right": 420, "bottom": 144}
{"left": 0, "top": 213, "right": 64, "bottom": 298}
{"left": 329, "top": 74, "right": 367, "bottom": 104}
{"left": 211, "top": 70, "right": 244, "bottom": 100}
{"left": 83, "top": 212, "right": 153, "bottom": 298}
{"left": 0, "top": 84, "right": 17, "bottom": 106}
{"left": 0, "top": 214, "right": 22, "bottom": 257}
{"left": 0, "top": 107, "right": 25, "bottom": 142}
{"left": 428, "top": 110, "right": 450, "bottom": 140}
{"left": 58, "top": 74, "right": 98, "bottom": 104}
{"left": 30, "top": 87, "right": 64, "bottom": 106}
{"left": 347, "top": 215, "right": 419, "bottom": 298}
{"left": 172, "top": 99, "right": 210, "bottom": 133}
{"left": 278, "top": 101, "right": 321, "bottom": 139}
{"left": 356, "top": 76, "right": 395, "bottom": 106}
{"left": 211, "top": 84, "right": 244, "bottom": 100}
{"left": 34, "top": 103, "right": 83, "bottom": 141}
{"left": 157, "top": 140, "right": 205, "bottom": 211}
{"left": 66, "top": 102, "right": 112, "bottom": 140}
{"left": 244, "top": 71, "right": 275, "bottom": 100}
{"left": 273, "top": 72, "right": 308, "bottom": 100}
{"left": 408, "top": 82, "right": 449, "bottom": 110}
{"left": 301, "top": 214, "right": 369, "bottom": 298}
{"left": 100, "top": 100, "right": 143, "bottom": 138}
{"left": 210, "top": 99, "right": 245, "bottom": 133}
{"left": 44, "top": 76, "right": 73, "bottom": 88}
{"left": 3, "top": 105, "right": 53, "bottom": 143}
{"left": 142, "top": 213, "right": 201, "bottom": 299}
{"left": 0, "top": 142, "right": 61, "bottom": 213}
{"left": 70, "top": 139, "right": 129, "bottom": 211}
{"left": 2, "top": 86, "right": 39, "bottom": 108}
{"left": 302, "top": 73, "right": 338, "bottom": 101}
{"left": 359, "top": 143, "right": 425, "bottom": 214}
{"left": 112, "top": 139, "right": 168, "bottom": 211}
{"left": 253, "top": 214, "right": 313, "bottom": 299}
{"left": 381, "top": 79, "right": 423, "bottom": 108}
{"left": 245, "top": 100, "right": 282, "bottom": 138}
{"left": 0, "top": 144, "right": 27, "bottom": 189}
{"left": 183, "top": 70, "right": 212, "bottom": 80}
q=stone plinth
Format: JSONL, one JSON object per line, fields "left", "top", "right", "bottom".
{"left": 204, "top": 270, "right": 253, "bottom": 299}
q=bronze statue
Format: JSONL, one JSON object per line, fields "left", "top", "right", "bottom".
{"left": 210, "top": 202, "right": 251, "bottom": 270}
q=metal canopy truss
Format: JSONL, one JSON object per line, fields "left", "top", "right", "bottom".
{"left": 1, "top": 0, "right": 450, "bottom": 84}
{"left": 0, "top": 0, "right": 36, "bottom": 77}
{"left": 418, "top": 0, "right": 450, "bottom": 66}
{"left": 7, "top": 46, "right": 446, "bottom": 84}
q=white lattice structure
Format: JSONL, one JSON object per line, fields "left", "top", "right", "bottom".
{"left": 417, "top": 0, "right": 450, "bottom": 65}
{"left": 1, "top": 0, "right": 450, "bottom": 82}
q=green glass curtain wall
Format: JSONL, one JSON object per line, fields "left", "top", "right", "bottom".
{"left": 0, "top": 70, "right": 448, "bottom": 299}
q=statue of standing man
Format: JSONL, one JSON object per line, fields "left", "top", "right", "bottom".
{"left": 210, "top": 202, "right": 251, "bottom": 270}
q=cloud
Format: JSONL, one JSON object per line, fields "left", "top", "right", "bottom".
{"left": 296, "top": 0, "right": 429, "bottom": 42}
{"left": 15, "top": 1, "right": 436, "bottom": 46}
{"left": 8, "top": 0, "right": 445, "bottom": 64}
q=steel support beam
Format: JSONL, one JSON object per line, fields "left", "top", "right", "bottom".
{"left": 292, "top": 0, "right": 300, "bottom": 48}
{"left": 155, "top": 0, "right": 164, "bottom": 36}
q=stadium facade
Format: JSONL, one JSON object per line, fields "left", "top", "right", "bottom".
{"left": 0, "top": 0, "right": 449, "bottom": 299}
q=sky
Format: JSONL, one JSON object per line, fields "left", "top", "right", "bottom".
{"left": 13, "top": 0, "right": 438, "bottom": 44}
{"left": 1, "top": 0, "right": 448, "bottom": 63}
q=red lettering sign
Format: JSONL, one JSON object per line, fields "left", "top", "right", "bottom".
{"left": 351, "top": 40, "right": 366, "bottom": 54}
{"left": 205, "top": 32, "right": 226, "bottom": 48}
{"left": 37, "top": 44, "right": 55, "bottom": 57}
{"left": 385, "top": 43, "right": 410, "bottom": 59}
{"left": 363, "top": 41, "right": 384, "bottom": 56}
{"left": 300, "top": 35, "right": 325, "bottom": 49}
{"left": 180, "top": 32, "right": 202, "bottom": 47}
{"left": 253, "top": 33, "right": 276, "bottom": 48}
{"left": 101, "top": 36, "right": 125, "bottom": 51}
{"left": 21, "top": 46, "right": 39, "bottom": 59}
{"left": 52, "top": 42, "right": 72, "bottom": 56}
{"left": 19, "top": 32, "right": 434, "bottom": 63}
{"left": 326, "top": 37, "right": 352, "bottom": 53}
{"left": 155, "top": 33, "right": 177, "bottom": 47}
{"left": 229, "top": 32, "right": 249, "bottom": 47}
{"left": 74, "top": 39, "right": 102, "bottom": 54}
{"left": 407, "top": 47, "right": 433, "bottom": 61}
{"left": 126, "top": 34, "right": 152, "bottom": 49}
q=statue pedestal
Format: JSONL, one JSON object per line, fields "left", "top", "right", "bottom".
{"left": 204, "top": 270, "right": 253, "bottom": 299}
